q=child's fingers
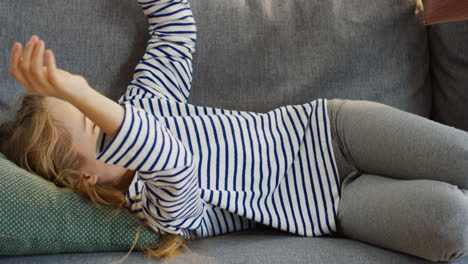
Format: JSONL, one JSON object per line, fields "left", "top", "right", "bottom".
{"left": 21, "top": 35, "right": 38, "bottom": 78}
{"left": 10, "top": 43, "right": 21, "bottom": 77}
{"left": 10, "top": 43, "right": 18, "bottom": 74}
{"left": 31, "top": 40, "right": 49, "bottom": 87}
{"left": 10, "top": 42, "right": 29, "bottom": 86}
{"left": 45, "top": 49, "right": 58, "bottom": 84}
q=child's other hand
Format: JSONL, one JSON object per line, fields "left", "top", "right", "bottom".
{"left": 10, "top": 35, "right": 89, "bottom": 101}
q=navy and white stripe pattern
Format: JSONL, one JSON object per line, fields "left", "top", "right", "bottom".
{"left": 94, "top": 0, "right": 341, "bottom": 240}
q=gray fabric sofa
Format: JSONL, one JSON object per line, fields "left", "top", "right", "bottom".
{"left": 1, "top": 0, "right": 467, "bottom": 263}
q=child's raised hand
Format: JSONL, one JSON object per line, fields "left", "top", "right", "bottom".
{"left": 10, "top": 35, "right": 89, "bottom": 101}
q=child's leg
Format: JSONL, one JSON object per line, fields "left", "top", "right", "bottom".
{"left": 337, "top": 173, "right": 468, "bottom": 262}
{"left": 327, "top": 98, "right": 468, "bottom": 189}
{"left": 325, "top": 99, "right": 468, "bottom": 262}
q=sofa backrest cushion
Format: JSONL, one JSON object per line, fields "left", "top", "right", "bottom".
{"left": 0, "top": 0, "right": 431, "bottom": 119}
{"left": 188, "top": 0, "right": 432, "bottom": 116}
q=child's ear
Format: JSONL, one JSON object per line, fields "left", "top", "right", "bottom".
{"left": 82, "top": 172, "right": 98, "bottom": 185}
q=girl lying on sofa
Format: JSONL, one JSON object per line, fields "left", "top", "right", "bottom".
{"left": 2, "top": 0, "right": 468, "bottom": 263}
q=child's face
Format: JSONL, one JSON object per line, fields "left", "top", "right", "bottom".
{"left": 45, "top": 96, "right": 131, "bottom": 187}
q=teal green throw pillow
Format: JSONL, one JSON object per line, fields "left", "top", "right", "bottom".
{"left": 0, "top": 152, "right": 160, "bottom": 255}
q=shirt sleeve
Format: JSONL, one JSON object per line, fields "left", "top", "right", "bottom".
{"left": 118, "top": 0, "right": 197, "bottom": 104}
{"left": 95, "top": 102, "right": 206, "bottom": 236}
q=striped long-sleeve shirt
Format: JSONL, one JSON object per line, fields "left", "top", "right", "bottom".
{"left": 94, "top": 0, "right": 341, "bottom": 240}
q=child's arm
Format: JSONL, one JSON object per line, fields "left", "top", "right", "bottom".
{"left": 86, "top": 0, "right": 202, "bottom": 236}
{"left": 118, "top": 0, "right": 197, "bottom": 104}
{"left": 95, "top": 102, "right": 206, "bottom": 237}
{"left": 67, "top": 87, "right": 124, "bottom": 139}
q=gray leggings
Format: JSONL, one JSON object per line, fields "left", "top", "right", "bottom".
{"left": 326, "top": 99, "right": 468, "bottom": 263}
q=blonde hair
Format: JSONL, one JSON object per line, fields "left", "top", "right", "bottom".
{"left": 0, "top": 92, "right": 197, "bottom": 263}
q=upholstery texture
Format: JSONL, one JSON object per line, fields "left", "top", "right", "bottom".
{"left": 428, "top": 21, "right": 468, "bottom": 132}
